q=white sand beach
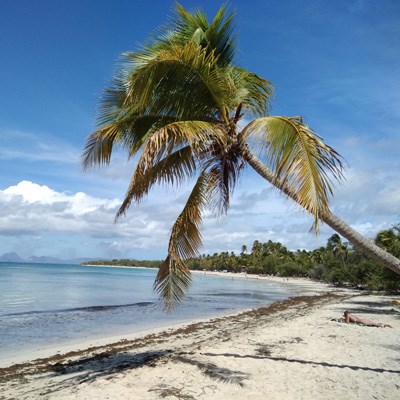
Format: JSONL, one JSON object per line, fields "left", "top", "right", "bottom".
{"left": 1, "top": 279, "right": 399, "bottom": 400}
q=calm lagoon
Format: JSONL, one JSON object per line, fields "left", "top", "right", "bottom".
{"left": 0, "top": 262, "right": 296, "bottom": 364}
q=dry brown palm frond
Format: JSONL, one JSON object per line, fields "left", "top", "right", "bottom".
{"left": 82, "top": 124, "right": 124, "bottom": 169}
{"left": 154, "top": 255, "right": 192, "bottom": 310}
{"left": 154, "top": 172, "right": 214, "bottom": 309}
{"left": 116, "top": 145, "right": 197, "bottom": 219}
{"left": 114, "top": 120, "right": 225, "bottom": 218}
{"left": 133, "top": 119, "right": 225, "bottom": 160}
{"left": 203, "top": 141, "right": 245, "bottom": 216}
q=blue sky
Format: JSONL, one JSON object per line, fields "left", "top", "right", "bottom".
{"left": 0, "top": 0, "right": 399, "bottom": 260}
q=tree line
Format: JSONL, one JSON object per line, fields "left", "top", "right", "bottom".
{"left": 186, "top": 225, "right": 400, "bottom": 293}
{"left": 84, "top": 224, "right": 399, "bottom": 293}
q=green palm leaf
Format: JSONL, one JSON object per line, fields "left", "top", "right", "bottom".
{"left": 148, "top": 3, "right": 236, "bottom": 67}
{"left": 223, "top": 67, "right": 273, "bottom": 117}
{"left": 123, "top": 43, "right": 227, "bottom": 119}
{"left": 153, "top": 255, "right": 192, "bottom": 310}
{"left": 240, "top": 116, "right": 345, "bottom": 231}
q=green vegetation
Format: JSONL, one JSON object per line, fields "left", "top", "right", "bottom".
{"left": 187, "top": 225, "right": 400, "bottom": 293}
{"left": 84, "top": 225, "right": 400, "bottom": 293}
{"left": 83, "top": 4, "right": 400, "bottom": 307}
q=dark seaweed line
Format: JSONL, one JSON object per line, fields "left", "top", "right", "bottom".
{"left": 0, "top": 301, "right": 155, "bottom": 318}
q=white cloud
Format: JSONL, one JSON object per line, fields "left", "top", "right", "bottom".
{"left": 0, "top": 156, "right": 398, "bottom": 261}
{"left": 0, "top": 181, "right": 140, "bottom": 238}
{"left": 2, "top": 180, "right": 120, "bottom": 212}
{"left": 0, "top": 180, "right": 180, "bottom": 258}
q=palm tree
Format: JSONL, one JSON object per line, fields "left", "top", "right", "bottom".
{"left": 83, "top": 4, "right": 400, "bottom": 308}
{"left": 375, "top": 225, "right": 400, "bottom": 257}
{"left": 326, "top": 234, "right": 349, "bottom": 266}
{"left": 251, "top": 240, "right": 263, "bottom": 258}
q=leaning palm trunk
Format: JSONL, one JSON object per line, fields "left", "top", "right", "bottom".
{"left": 242, "top": 146, "right": 400, "bottom": 275}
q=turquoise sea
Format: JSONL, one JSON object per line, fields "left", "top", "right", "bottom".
{"left": 0, "top": 262, "right": 297, "bottom": 364}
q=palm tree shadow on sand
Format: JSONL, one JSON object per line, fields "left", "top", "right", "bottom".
{"left": 40, "top": 349, "right": 249, "bottom": 396}
{"left": 38, "top": 350, "right": 169, "bottom": 396}
{"left": 49, "top": 350, "right": 168, "bottom": 381}
{"left": 174, "top": 354, "right": 249, "bottom": 386}
{"left": 200, "top": 351, "right": 400, "bottom": 375}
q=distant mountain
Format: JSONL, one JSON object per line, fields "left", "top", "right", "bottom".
{"left": 0, "top": 252, "right": 94, "bottom": 265}
{"left": 0, "top": 252, "right": 25, "bottom": 262}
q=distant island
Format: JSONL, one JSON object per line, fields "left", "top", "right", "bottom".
{"left": 0, "top": 252, "right": 92, "bottom": 265}
{"left": 81, "top": 259, "right": 162, "bottom": 269}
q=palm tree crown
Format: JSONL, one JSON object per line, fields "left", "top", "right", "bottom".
{"left": 83, "top": 4, "right": 398, "bottom": 309}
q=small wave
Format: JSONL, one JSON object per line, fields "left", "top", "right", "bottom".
{"left": 64, "top": 302, "right": 155, "bottom": 313}
{"left": 0, "top": 301, "right": 155, "bottom": 318}
{"left": 207, "top": 292, "right": 264, "bottom": 298}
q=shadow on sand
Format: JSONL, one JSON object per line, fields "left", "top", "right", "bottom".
{"left": 341, "top": 300, "right": 400, "bottom": 317}
{"left": 49, "top": 349, "right": 169, "bottom": 382}
{"left": 200, "top": 352, "right": 400, "bottom": 375}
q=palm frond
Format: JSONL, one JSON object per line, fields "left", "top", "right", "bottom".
{"left": 83, "top": 51, "right": 226, "bottom": 169}
{"left": 82, "top": 77, "right": 128, "bottom": 169}
{"left": 123, "top": 43, "right": 232, "bottom": 121}
{"left": 154, "top": 171, "right": 212, "bottom": 309}
{"left": 155, "top": 119, "right": 225, "bottom": 153}
{"left": 240, "top": 116, "right": 345, "bottom": 231}
{"left": 82, "top": 124, "right": 123, "bottom": 169}
{"left": 229, "top": 68, "right": 274, "bottom": 117}
{"left": 96, "top": 79, "right": 127, "bottom": 127}
{"left": 82, "top": 113, "right": 179, "bottom": 169}
{"left": 129, "top": 119, "right": 225, "bottom": 166}
{"left": 175, "top": 3, "right": 209, "bottom": 38}
{"left": 201, "top": 4, "right": 236, "bottom": 66}
{"left": 203, "top": 142, "right": 245, "bottom": 216}
{"left": 154, "top": 255, "right": 192, "bottom": 310}
{"left": 116, "top": 145, "right": 197, "bottom": 219}
{"left": 82, "top": 69, "right": 179, "bottom": 169}
{"left": 148, "top": 3, "right": 236, "bottom": 67}
{"left": 115, "top": 120, "right": 224, "bottom": 218}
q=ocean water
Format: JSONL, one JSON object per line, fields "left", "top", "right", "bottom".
{"left": 0, "top": 262, "right": 295, "bottom": 364}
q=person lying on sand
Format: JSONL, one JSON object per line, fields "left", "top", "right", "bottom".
{"left": 343, "top": 310, "right": 393, "bottom": 328}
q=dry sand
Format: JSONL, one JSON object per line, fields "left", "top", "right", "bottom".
{"left": 1, "top": 280, "right": 399, "bottom": 400}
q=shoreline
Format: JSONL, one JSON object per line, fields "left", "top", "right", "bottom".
{"left": 83, "top": 263, "right": 334, "bottom": 289}
{"left": 1, "top": 288, "right": 399, "bottom": 399}
{"left": 0, "top": 275, "right": 331, "bottom": 369}
{"left": 0, "top": 273, "right": 332, "bottom": 370}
